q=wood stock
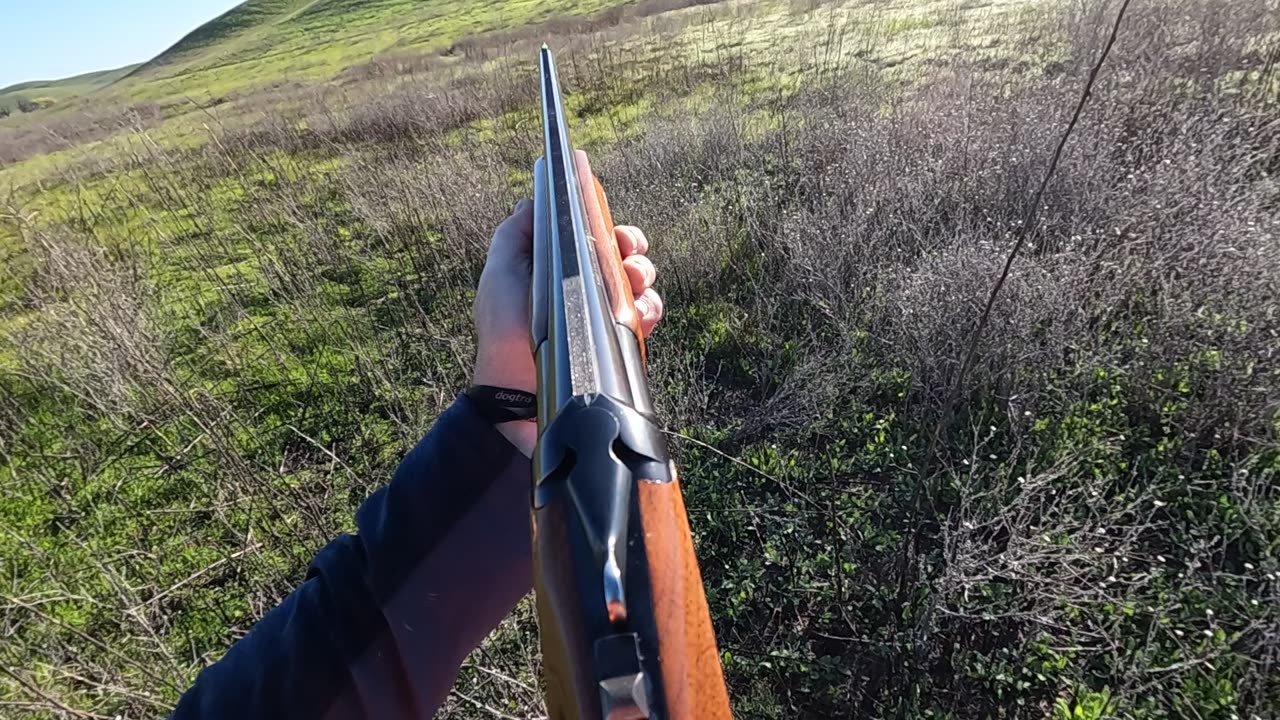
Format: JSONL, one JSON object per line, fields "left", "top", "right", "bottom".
{"left": 535, "top": 481, "right": 732, "bottom": 720}
{"left": 574, "top": 150, "right": 646, "bottom": 362}
{"left": 540, "top": 144, "right": 731, "bottom": 719}
{"left": 575, "top": 150, "right": 731, "bottom": 719}
{"left": 638, "top": 479, "right": 733, "bottom": 719}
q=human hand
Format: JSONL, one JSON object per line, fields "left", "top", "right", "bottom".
{"left": 472, "top": 199, "right": 664, "bottom": 454}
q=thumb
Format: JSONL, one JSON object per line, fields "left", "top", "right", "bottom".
{"left": 488, "top": 199, "right": 534, "bottom": 267}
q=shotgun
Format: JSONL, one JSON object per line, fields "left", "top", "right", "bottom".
{"left": 529, "top": 45, "right": 733, "bottom": 720}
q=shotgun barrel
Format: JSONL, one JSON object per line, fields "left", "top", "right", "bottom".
{"left": 529, "top": 45, "right": 732, "bottom": 720}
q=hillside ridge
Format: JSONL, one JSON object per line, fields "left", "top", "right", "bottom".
{"left": 4, "top": 0, "right": 621, "bottom": 110}
{"left": 0, "top": 65, "right": 132, "bottom": 95}
{"left": 125, "top": 0, "right": 313, "bottom": 78}
{"left": 0, "top": 64, "right": 141, "bottom": 112}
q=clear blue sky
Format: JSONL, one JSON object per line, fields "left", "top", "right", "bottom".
{"left": 1, "top": 0, "right": 242, "bottom": 88}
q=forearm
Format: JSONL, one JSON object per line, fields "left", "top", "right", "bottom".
{"left": 171, "top": 395, "right": 532, "bottom": 719}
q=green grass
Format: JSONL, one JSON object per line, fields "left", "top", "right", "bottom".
{"left": 118, "top": 0, "right": 631, "bottom": 102}
{"left": 0, "top": 0, "right": 1063, "bottom": 194}
{"left": 0, "top": 64, "right": 140, "bottom": 113}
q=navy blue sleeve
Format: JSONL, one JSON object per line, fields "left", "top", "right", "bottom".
{"left": 170, "top": 395, "right": 534, "bottom": 719}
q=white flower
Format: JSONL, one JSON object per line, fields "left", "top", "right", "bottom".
{"left": 1153, "top": 500, "right": 1167, "bottom": 508}
{"left": 1157, "top": 555, "right": 1166, "bottom": 563}
{"left": 1202, "top": 629, "right": 1214, "bottom": 637}
{"left": 1243, "top": 562, "right": 1255, "bottom": 570}
{"left": 1023, "top": 410, "right": 1032, "bottom": 417}
{"left": 1174, "top": 629, "right": 1184, "bottom": 637}
{"left": 988, "top": 454, "right": 997, "bottom": 460}
{"left": 1205, "top": 609, "right": 1214, "bottom": 617}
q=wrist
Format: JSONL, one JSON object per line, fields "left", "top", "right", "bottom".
{"left": 470, "top": 346, "right": 538, "bottom": 458}
{"left": 465, "top": 385, "right": 536, "bottom": 423}
{"left": 472, "top": 341, "right": 536, "bottom": 393}
{"left": 464, "top": 386, "right": 538, "bottom": 458}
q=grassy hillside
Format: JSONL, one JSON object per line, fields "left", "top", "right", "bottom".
{"left": 0, "top": 0, "right": 650, "bottom": 179}
{"left": 121, "top": 0, "right": 635, "bottom": 101}
{"left": 0, "top": 64, "right": 140, "bottom": 113}
{"left": 3, "top": 0, "right": 633, "bottom": 116}
{"left": 1, "top": 0, "right": 1278, "bottom": 718}
{"left": 134, "top": 0, "right": 312, "bottom": 68}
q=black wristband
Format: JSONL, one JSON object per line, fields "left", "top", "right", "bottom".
{"left": 465, "top": 385, "right": 538, "bottom": 424}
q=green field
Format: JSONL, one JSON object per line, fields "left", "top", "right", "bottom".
{"left": 0, "top": 65, "right": 138, "bottom": 110}
{"left": 1, "top": 0, "right": 1278, "bottom": 718}
{"left": 0, "top": 65, "right": 140, "bottom": 113}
